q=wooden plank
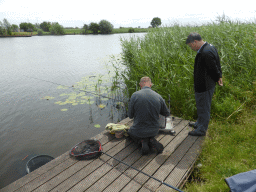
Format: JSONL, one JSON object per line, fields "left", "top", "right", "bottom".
{"left": 155, "top": 137, "right": 204, "bottom": 192}
{"left": 139, "top": 134, "right": 198, "bottom": 191}
{"left": 113, "top": 120, "right": 190, "bottom": 191}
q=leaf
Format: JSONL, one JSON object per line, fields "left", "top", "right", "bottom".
{"left": 60, "top": 109, "right": 68, "bottom": 111}
{"left": 42, "top": 96, "right": 55, "bottom": 100}
{"left": 57, "top": 85, "right": 69, "bottom": 89}
{"left": 59, "top": 93, "right": 67, "bottom": 96}
{"left": 94, "top": 124, "right": 101, "bottom": 128}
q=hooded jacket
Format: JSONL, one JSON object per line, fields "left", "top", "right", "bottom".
{"left": 194, "top": 42, "right": 222, "bottom": 93}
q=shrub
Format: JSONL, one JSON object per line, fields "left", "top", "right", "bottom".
{"left": 37, "top": 29, "right": 43, "bottom": 36}
{"left": 50, "top": 23, "right": 65, "bottom": 35}
{"left": 89, "top": 22, "right": 99, "bottom": 34}
{"left": 128, "top": 28, "right": 135, "bottom": 33}
{"left": 99, "top": 20, "right": 114, "bottom": 34}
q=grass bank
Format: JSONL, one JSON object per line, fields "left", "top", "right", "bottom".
{"left": 109, "top": 15, "right": 256, "bottom": 191}
{"left": 7, "top": 27, "right": 149, "bottom": 36}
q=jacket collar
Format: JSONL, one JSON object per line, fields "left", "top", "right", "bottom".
{"left": 197, "top": 42, "right": 208, "bottom": 54}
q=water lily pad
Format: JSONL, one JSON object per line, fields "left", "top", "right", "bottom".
{"left": 77, "top": 92, "right": 85, "bottom": 96}
{"left": 100, "top": 98, "right": 109, "bottom": 101}
{"left": 61, "top": 109, "right": 68, "bottom": 111}
{"left": 54, "top": 101, "right": 62, "bottom": 104}
{"left": 57, "top": 85, "right": 69, "bottom": 89}
{"left": 68, "top": 96, "right": 77, "bottom": 100}
{"left": 59, "top": 93, "right": 67, "bottom": 96}
{"left": 59, "top": 102, "right": 67, "bottom": 105}
{"left": 72, "top": 103, "right": 78, "bottom": 106}
{"left": 81, "top": 96, "right": 90, "bottom": 100}
{"left": 94, "top": 124, "right": 101, "bottom": 128}
{"left": 42, "top": 96, "right": 55, "bottom": 100}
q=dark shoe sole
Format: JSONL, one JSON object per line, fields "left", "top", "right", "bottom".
{"left": 141, "top": 139, "right": 150, "bottom": 155}
{"left": 188, "top": 131, "right": 205, "bottom": 136}
{"left": 149, "top": 138, "right": 164, "bottom": 154}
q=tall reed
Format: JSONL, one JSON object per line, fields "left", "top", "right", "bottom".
{"left": 112, "top": 16, "right": 256, "bottom": 122}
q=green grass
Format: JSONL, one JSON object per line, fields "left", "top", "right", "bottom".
{"left": 183, "top": 108, "right": 256, "bottom": 191}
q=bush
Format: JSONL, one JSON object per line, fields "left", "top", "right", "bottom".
{"left": 128, "top": 28, "right": 135, "bottom": 33}
{"left": 50, "top": 23, "right": 65, "bottom": 35}
{"left": 151, "top": 17, "right": 161, "bottom": 28}
{"left": 81, "top": 24, "right": 89, "bottom": 34}
{"left": 89, "top": 22, "right": 99, "bottom": 34}
{"left": 37, "top": 29, "right": 43, "bottom": 36}
{"left": 99, "top": 20, "right": 114, "bottom": 34}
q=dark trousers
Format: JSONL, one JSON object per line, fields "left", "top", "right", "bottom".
{"left": 194, "top": 87, "right": 215, "bottom": 134}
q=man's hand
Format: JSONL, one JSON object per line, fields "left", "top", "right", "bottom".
{"left": 218, "top": 78, "right": 223, "bottom": 86}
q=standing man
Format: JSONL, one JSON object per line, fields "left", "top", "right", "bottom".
{"left": 186, "top": 32, "right": 223, "bottom": 136}
{"left": 128, "top": 76, "right": 170, "bottom": 155}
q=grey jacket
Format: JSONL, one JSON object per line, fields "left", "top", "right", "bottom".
{"left": 128, "top": 86, "right": 170, "bottom": 138}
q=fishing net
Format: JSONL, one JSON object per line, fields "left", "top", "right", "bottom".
{"left": 69, "top": 139, "right": 102, "bottom": 160}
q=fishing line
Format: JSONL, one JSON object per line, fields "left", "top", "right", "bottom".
{"left": 23, "top": 75, "right": 129, "bottom": 104}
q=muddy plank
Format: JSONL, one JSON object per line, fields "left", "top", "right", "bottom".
{"left": 156, "top": 137, "right": 204, "bottom": 192}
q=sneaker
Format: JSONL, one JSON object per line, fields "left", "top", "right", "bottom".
{"left": 149, "top": 137, "right": 164, "bottom": 154}
{"left": 141, "top": 138, "right": 150, "bottom": 155}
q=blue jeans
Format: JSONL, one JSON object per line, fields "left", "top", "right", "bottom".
{"left": 194, "top": 87, "right": 215, "bottom": 134}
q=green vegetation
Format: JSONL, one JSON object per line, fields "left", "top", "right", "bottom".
{"left": 128, "top": 27, "right": 135, "bottom": 33}
{"left": 89, "top": 22, "right": 100, "bottom": 34}
{"left": 0, "top": 18, "right": 12, "bottom": 35}
{"left": 184, "top": 109, "right": 256, "bottom": 191}
{"left": 50, "top": 22, "right": 65, "bottom": 35}
{"left": 99, "top": 20, "right": 114, "bottom": 34}
{"left": 151, "top": 17, "right": 161, "bottom": 28}
{"left": 108, "top": 15, "right": 256, "bottom": 190}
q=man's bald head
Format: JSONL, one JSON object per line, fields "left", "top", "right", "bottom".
{"left": 139, "top": 76, "right": 153, "bottom": 88}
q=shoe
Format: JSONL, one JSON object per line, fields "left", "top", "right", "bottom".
{"left": 149, "top": 137, "right": 164, "bottom": 154}
{"left": 189, "top": 122, "right": 198, "bottom": 129}
{"left": 188, "top": 130, "right": 206, "bottom": 136}
{"left": 141, "top": 138, "right": 150, "bottom": 155}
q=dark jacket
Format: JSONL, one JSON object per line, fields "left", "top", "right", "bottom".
{"left": 128, "top": 86, "right": 170, "bottom": 138}
{"left": 194, "top": 42, "right": 222, "bottom": 93}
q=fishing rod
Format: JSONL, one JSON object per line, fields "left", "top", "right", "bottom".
{"left": 23, "top": 75, "right": 129, "bottom": 103}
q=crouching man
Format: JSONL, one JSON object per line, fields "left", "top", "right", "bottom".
{"left": 128, "top": 76, "right": 170, "bottom": 155}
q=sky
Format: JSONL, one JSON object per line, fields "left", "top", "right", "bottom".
{"left": 0, "top": 0, "right": 255, "bottom": 28}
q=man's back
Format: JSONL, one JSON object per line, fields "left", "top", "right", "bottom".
{"left": 128, "top": 86, "right": 169, "bottom": 138}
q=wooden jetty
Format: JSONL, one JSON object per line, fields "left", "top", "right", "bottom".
{"left": 0, "top": 116, "right": 204, "bottom": 192}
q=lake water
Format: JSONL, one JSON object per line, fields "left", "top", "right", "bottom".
{"left": 0, "top": 33, "right": 146, "bottom": 189}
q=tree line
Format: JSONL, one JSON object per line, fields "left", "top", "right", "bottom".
{"left": 0, "top": 17, "right": 162, "bottom": 36}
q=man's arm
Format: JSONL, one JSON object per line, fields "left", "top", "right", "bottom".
{"left": 160, "top": 98, "right": 170, "bottom": 117}
{"left": 128, "top": 95, "right": 135, "bottom": 119}
{"left": 204, "top": 50, "right": 222, "bottom": 82}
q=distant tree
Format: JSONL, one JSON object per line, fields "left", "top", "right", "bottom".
{"left": 27, "top": 23, "right": 36, "bottom": 32}
{"left": 81, "top": 24, "right": 89, "bottom": 34}
{"left": 150, "top": 17, "right": 161, "bottom": 28}
{"left": 37, "top": 29, "right": 43, "bottom": 36}
{"left": 128, "top": 28, "right": 135, "bottom": 33}
{"left": 11, "top": 24, "right": 19, "bottom": 32}
{"left": 20, "top": 22, "right": 29, "bottom": 32}
{"left": 89, "top": 22, "right": 99, "bottom": 34}
{"left": 3, "top": 18, "right": 12, "bottom": 35}
{"left": 50, "top": 22, "right": 65, "bottom": 35}
{"left": 0, "top": 21, "right": 4, "bottom": 35}
{"left": 34, "top": 23, "right": 40, "bottom": 30}
{"left": 40, "top": 21, "right": 51, "bottom": 32}
{"left": 99, "top": 20, "right": 114, "bottom": 34}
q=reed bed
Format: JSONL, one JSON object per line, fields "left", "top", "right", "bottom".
{"left": 114, "top": 18, "right": 256, "bottom": 122}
